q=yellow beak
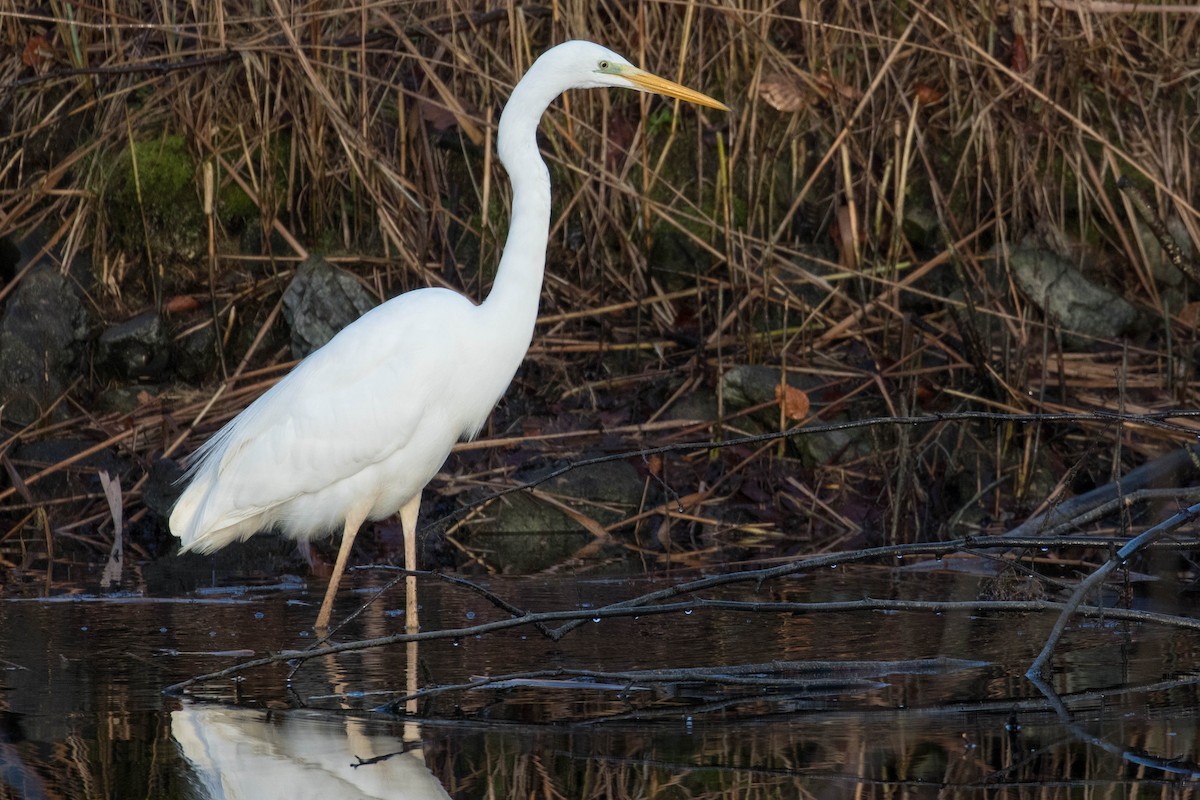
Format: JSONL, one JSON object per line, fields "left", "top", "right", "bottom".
{"left": 621, "top": 68, "right": 729, "bottom": 111}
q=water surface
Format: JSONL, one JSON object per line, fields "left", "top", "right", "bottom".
{"left": 2, "top": 567, "right": 1198, "bottom": 798}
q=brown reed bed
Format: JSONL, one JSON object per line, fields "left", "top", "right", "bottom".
{"left": 0, "top": 1, "right": 1198, "bottom": 576}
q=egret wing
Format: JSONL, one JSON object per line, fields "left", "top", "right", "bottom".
{"left": 175, "top": 289, "right": 475, "bottom": 537}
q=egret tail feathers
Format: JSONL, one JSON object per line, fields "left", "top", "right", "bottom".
{"left": 169, "top": 477, "right": 272, "bottom": 554}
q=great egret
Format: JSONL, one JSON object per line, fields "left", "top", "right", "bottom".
{"left": 169, "top": 40, "right": 727, "bottom": 630}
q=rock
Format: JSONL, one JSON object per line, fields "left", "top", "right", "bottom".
{"left": 488, "top": 531, "right": 592, "bottom": 573}
{"left": 105, "top": 134, "right": 203, "bottom": 261}
{"left": 1007, "top": 245, "right": 1140, "bottom": 338}
{"left": 476, "top": 459, "right": 646, "bottom": 534}
{"left": 0, "top": 237, "right": 90, "bottom": 425}
{"left": 719, "top": 364, "right": 873, "bottom": 465}
{"left": 664, "top": 386, "right": 718, "bottom": 421}
{"left": 463, "top": 459, "right": 645, "bottom": 572}
{"left": 96, "top": 311, "right": 169, "bottom": 380}
{"left": 802, "top": 427, "right": 862, "bottom": 466}
{"left": 281, "top": 255, "right": 377, "bottom": 358}
{"left": 903, "top": 205, "right": 941, "bottom": 250}
{"left": 95, "top": 385, "right": 157, "bottom": 413}
{"left": 542, "top": 459, "right": 645, "bottom": 518}
{"left": 172, "top": 323, "right": 219, "bottom": 383}
{"left": 721, "top": 364, "right": 812, "bottom": 410}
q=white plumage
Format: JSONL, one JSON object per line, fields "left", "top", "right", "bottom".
{"left": 171, "top": 289, "right": 517, "bottom": 550}
{"left": 169, "top": 41, "right": 727, "bottom": 630}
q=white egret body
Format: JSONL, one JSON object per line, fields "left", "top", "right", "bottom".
{"left": 169, "top": 41, "right": 727, "bottom": 629}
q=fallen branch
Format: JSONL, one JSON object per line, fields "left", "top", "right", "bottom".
{"left": 1027, "top": 500, "right": 1200, "bottom": 677}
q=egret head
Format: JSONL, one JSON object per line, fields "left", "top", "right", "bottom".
{"left": 498, "top": 40, "right": 726, "bottom": 179}
{"left": 533, "top": 40, "right": 729, "bottom": 110}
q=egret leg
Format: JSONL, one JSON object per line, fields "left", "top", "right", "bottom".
{"left": 405, "top": 640, "right": 419, "bottom": 716}
{"left": 315, "top": 502, "right": 371, "bottom": 630}
{"left": 398, "top": 493, "right": 421, "bottom": 633}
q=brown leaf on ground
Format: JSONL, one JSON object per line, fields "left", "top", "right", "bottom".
{"left": 22, "top": 36, "right": 53, "bottom": 70}
{"left": 1177, "top": 302, "right": 1200, "bottom": 328}
{"left": 1011, "top": 34, "right": 1029, "bottom": 73}
{"left": 814, "top": 70, "right": 862, "bottom": 103}
{"left": 758, "top": 73, "right": 810, "bottom": 112}
{"left": 775, "top": 383, "right": 810, "bottom": 422}
{"left": 760, "top": 70, "right": 861, "bottom": 111}
{"left": 913, "top": 83, "right": 945, "bottom": 105}
{"left": 645, "top": 453, "right": 663, "bottom": 477}
{"left": 165, "top": 295, "right": 202, "bottom": 314}
{"left": 136, "top": 390, "right": 161, "bottom": 408}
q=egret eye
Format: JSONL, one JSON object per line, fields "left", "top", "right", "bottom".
{"left": 598, "top": 60, "right": 610, "bottom": 71}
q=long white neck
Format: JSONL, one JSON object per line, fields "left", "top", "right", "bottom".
{"left": 480, "top": 62, "right": 562, "bottom": 343}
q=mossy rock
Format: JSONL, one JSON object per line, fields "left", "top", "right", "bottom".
{"left": 104, "top": 133, "right": 203, "bottom": 260}
{"left": 217, "top": 179, "right": 257, "bottom": 226}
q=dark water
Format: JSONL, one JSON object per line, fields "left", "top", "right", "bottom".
{"left": 2, "top": 566, "right": 1199, "bottom": 799}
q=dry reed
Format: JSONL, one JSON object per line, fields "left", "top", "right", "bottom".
{"left": 0, "top": 0, "right": 1198, "bottom": 568}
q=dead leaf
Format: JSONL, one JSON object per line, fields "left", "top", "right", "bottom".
{"left": 22, "top": 36, "right": 52, "bottom": 70}
{"left": 1177, "top": 302, "right": 1200, "bottom": 328}
{"left": 760, "top": 69, "right": 860, "bottom": 112}
{"left": 913, "top": 83, "right": 945, "bottom": 105}
{"left": 164, "top": 294, "right": 202, "bottom": 314}
{"left": 758, "top": 73, "right": 809, "bottom": 112}
{"left": 1011, "top": 34, "right": 1029, "bottom": 73}
{"left": 645, "top": 453, "right": 663, "bottom": 478}
{"left": 775, "top": 383, "right": 810, "bottom": 421}
{"left": 813, "top": 71, "right": 861, "bottom": 103}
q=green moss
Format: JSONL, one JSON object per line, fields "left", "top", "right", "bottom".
{"left": 105, "top": 133, "right": 203, "bottom": 259}
{"left": 110, "top": 134, "right": 195, "bottom": 218}
{"left": 218, "top": 180, "right": 256, "bottom": 224}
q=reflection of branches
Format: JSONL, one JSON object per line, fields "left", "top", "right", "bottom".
{"left": 163, "top": 592, "right": 1200, "bottom": 695}
{"left": 168, "top": 523, "right": 1200, "bottom": 696}
{"left": 356, "top": 656, "right": 986, "bottom": 713}
{"left": 1028, "top": 671, "right": 1200, "bottom": 780}
{"left": 357, "top": 670, "right": 1200, "bottom": 731}
{"left": 423, "top": 411, "right": 1200, "bottom": 671}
